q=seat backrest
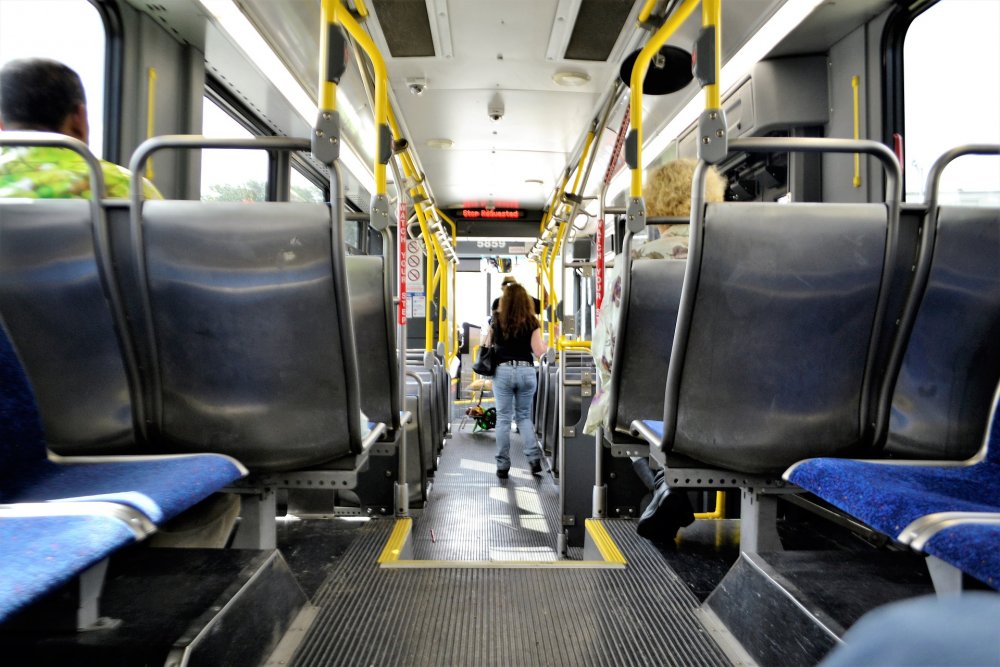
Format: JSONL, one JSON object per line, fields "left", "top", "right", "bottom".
{"left": 346, "top": 255, "right": 400, "bottom": 433}
{"left": 611, "top": 259, "right": 685, "bottom": 435}
{"left": 668, "top": 202, "right": 890, "bottom": 473}
{"left": 0, "top": 200, "right": 136, "bottom": 453}
{"left": 0, "top": 321, "right": 47, "bottom": 474}
{"left": 136, "top": 200, "right": 361, "bottom": 471}
{"left": 886, "top": 204, "right": 1000, "bottom": 459}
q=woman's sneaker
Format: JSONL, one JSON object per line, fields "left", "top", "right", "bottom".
{"left": 529, "top": 460, "right": 543, "bottom": 475}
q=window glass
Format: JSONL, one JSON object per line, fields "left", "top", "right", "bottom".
{"left": 904, "top": 0, "right": 1000, "bottom": 204}
{"left": 290, "top": 167, "right": 323, "bottom": 203}
{"left": 0, "top": 0, "right": 106, "bottom": 158}
{"left": 200, "top": 96, "right": 267, "bottom": 201}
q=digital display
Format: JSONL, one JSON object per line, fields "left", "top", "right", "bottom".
{"left": 458, "top": 209, "right": 524, "bottom": 219}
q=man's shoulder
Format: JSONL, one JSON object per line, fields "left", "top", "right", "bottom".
{"left": 99, "top": 160, "right": 163, "bottom": 199}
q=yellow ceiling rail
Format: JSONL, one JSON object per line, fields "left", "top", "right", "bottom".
{"left": 629, "top": 0, "right": 701, "bottom": 197}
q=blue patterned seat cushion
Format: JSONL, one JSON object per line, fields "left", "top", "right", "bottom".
{"left": 922, "top": 523, "right": 1000, "bottom": 591}
{"left": 3, "top": 318, "right": 245, "bottom": 524}
{"left": 786, "top": 459, "right": 1000, "bottom": 538}
{"left": 0, "top": 456, "right": 245, "bottom": 524}
{"left": 0, "top": 514, "right": 135, "bottom": 623}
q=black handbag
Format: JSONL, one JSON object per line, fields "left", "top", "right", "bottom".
{"left": 472, "top": 345, "right": 497, "bottom": 377}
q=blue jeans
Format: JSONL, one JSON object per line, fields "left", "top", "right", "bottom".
{"left": 492, "top": 364, "right": 542, "bottom": 471}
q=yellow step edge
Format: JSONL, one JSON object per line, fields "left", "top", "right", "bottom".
{"left": 377, "top": 517, "right": 412, "bottom": 564}
{"left": 585, "top": 519, "right": 627, "bottom": 565}
{"left": 376, "top": 518, "right": 627, "bottom": 569}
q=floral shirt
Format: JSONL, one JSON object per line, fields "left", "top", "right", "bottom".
{"left": 0, "top": 146, "right": 162, "bottom": 200}
{"left": 584, "top": 226, "right": 689, "bottom": 435}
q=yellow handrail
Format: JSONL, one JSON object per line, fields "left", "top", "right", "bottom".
{"left": 637, "top": 0, "right": 658, "bottom": 24}
{"left": 852, "top": 75, "right": 862, "bottom": 188}
{"left": 558, "top": 338, "right": 591, "bottom": 350}
{"left": 703, "top": 0, "right": 721, "bottom": 110}
{"left": 694, "top": 491, "right": 726, "bottom": 520}
{"left": 319, "top": 0, "right": 338, "bottom": 112}
{"left": 629, "top": 0, "right": 701, "bottom": 197}
{"left": 334, "top": 0, "right": 388, "bottom": 196}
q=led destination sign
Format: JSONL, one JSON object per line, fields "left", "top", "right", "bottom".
{"left": 457, "top": 209, "right": 524, "bottom": 219}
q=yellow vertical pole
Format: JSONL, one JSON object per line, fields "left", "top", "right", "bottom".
{"left": 145, "top": 68, "right": 157, "bottom": 179}
{"left": 334, "top": 0, "right": 388, "bottom": 196}
{"left": 703, "top": 0, "right": 721, "bottom": 111}
{"left": 629, "top": 0, "right": 701, "bottom": 197}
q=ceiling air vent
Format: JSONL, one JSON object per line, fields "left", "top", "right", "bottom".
{"left": 371, "top": 0, "right": 436, "bottom": 57}
{"left": 564, "top": 0, "right": 633, "bottom": 62}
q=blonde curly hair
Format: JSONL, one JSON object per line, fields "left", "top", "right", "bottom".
{"left": 644, "top": 159, "right": 726, "bottom": 233}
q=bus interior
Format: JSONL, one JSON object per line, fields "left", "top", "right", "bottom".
{"left": 0, "top": 0, "right": 998, "bottom": 664}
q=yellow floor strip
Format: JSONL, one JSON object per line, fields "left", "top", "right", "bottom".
{"left": 585, "top": 518, "right": 627, "bottom": 565}
{"left": 376, "top": 517, "right": 412, "bottom": 563}
{"left": 377, "top": 518, "right": 627, "bottom": 569}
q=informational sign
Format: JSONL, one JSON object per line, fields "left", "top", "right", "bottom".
{"left": 398, "top": 203, "right": 408, "bottom": 325}
{"left": 405, "top": 293, "right": 426, "bottom": 318}
{"left": 405, "top": 239, "right": 425, "bottom": 294}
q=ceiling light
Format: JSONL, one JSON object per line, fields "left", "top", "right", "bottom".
{"left": 426, "top": 138, "right": 454, "bottom": 149}
{"left": 552, "top": 70, "right": 591, "bottom": 87}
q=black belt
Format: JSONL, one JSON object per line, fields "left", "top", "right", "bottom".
{"left": 499, "top": 360, "right": 533, "bottom": 367}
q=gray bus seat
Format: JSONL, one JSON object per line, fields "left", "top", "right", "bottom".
{"left": 0, "top": 200, "right": 138, "bottom": 454}
{"left": 134, "top": 200, "right": 366, "bottom": 472}
{"left": 882, "top": 203, "right": 1000, "bottom": 459}
{"left": 346, "top": 255, "right": 401, "bottom": 436}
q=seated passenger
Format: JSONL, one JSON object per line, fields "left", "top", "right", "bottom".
{"left": 584, "top": 159, "right": 726, "bottom": 542}
{"left": 0, "top": 57, "right": 161, "bottom": 199}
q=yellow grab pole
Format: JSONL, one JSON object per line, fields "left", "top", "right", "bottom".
{"left": 334, "top": 0, "right": 388, "bottom": 196}
{"left": 852, "top": 75, "right": 862, "bottom": 188}
{"left": 558, "top": 338, "right": 591, "bottom": 350}
{"left": 571, "top": 131, "right": 595, "bottom": 195}
{"left": 629, "top": 0, "right": 701, "bottom": 197}
{"left": 694, "top": 491, "right": 726, "bottom": 520}
{"left": 411, "top": 202, "right": 437, "bottom": 350}
{"left": 438, "top": 210, "right": 460, "bottom": 362}
{"left": 637, "top": 0, "right": 658, "bottom": 24}
{"left": 703, "top": 0, "right": 721, "bottom": 111}
{"left": 145, "top": 67, "right": 157, "bottom": 179}
{"left": 319, "top": 0, "right": 338, "bottom": 112}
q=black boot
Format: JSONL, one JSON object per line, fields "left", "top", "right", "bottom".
{"left": 636, "top": 480, "right": 695, "bottom": 542}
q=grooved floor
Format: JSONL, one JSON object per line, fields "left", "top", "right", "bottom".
{"left": 413, "top": 424, "right": 562, "bottom": 561}
{"left": 289, "top": 425, "right": 732, "bottom": 666}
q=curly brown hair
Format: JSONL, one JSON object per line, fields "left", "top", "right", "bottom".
{"left": 497, "top": 283, "right": 540, "bottom": 340}
{"left": 645, "top": 159, "right": 726, "bottom": 233}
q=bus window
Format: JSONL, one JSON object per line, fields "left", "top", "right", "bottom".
{"left": 0, "top": 0, "right": 106, "bottom": 158}
{"left": 290, "top": 167, "right": 324, "bottom": 203}
{"left": 904, "top": 0, "right": 1000, "bottom": 205}
{"left": 200, "top": 96, "right": 267, "bottom": 201}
